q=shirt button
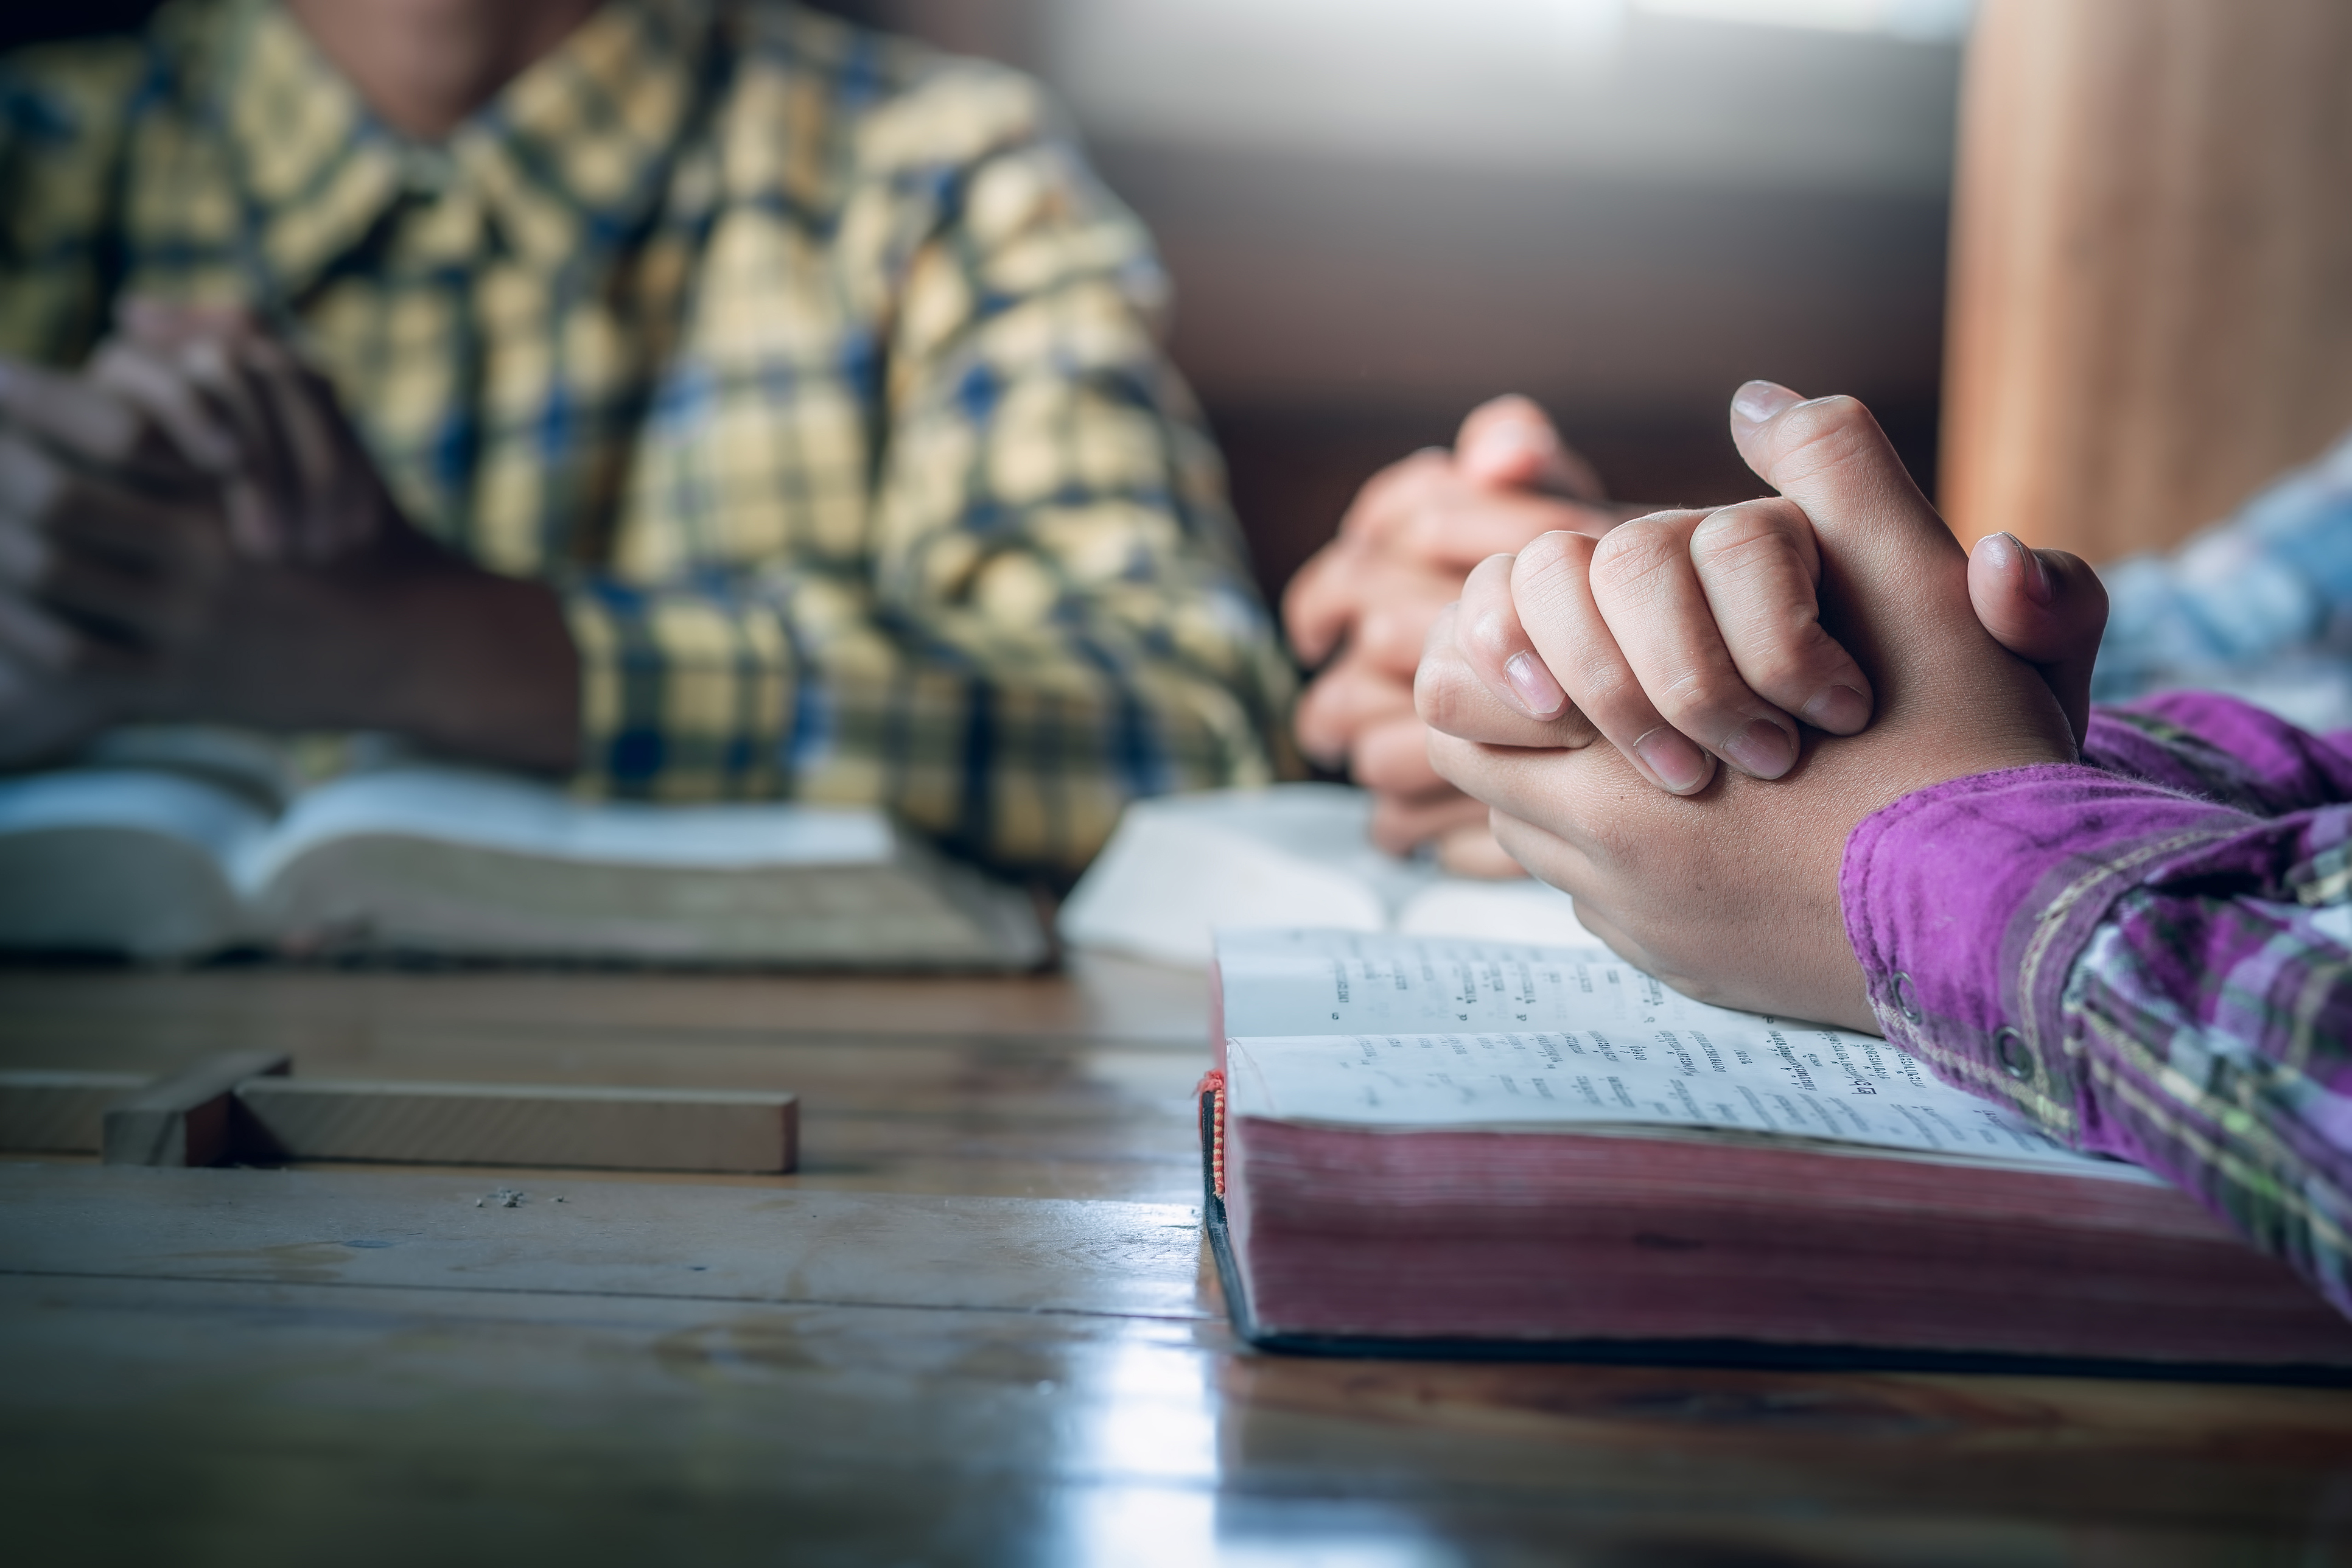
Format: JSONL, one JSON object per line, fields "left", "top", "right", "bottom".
{"left": 1994, "top": 1026, "right": 2034, "bottom": 1082}
{"left": 1889, "top": 971, "right": 1923, "bottom": 1024}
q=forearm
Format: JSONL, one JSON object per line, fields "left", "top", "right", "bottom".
{"left": 1843, "top": 763, "right": 2352, "bottom": 1311}
{"left": 357, "top": 564, "right": 579, "bottom": 772}
{"left": 144, "top": 549, "right": 580, "bottom": 773}
{"left": 569, "top": 567, "right": 1289, "bottom": 873}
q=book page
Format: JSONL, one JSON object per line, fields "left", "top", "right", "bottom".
{"left": 1395, "top": 878, "right": 1592, "bottom": 947}
{"left": 1217, "top": 929, "right": 2137, "bottom": 1177}
{"left": 0, "top": 768, "right": 271, "bottom": 864}
{"left": 0, "top": 768, "right": 267, "bottom": 957}
{"left": 1057, "top": 785, "right": 1423, "bottom": 965}
{"left": 239, "top": 765, "right": 895, "bottom": 892}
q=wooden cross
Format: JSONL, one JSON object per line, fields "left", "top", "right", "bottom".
{"left": 0, "top": 1057, "right": 797, "bottom": 1174}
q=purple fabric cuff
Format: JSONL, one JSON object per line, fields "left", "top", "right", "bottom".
{"left": 1839, "top": 763, "right": 2256, "bottom": 1145}
{"left": 2085, "top": 691, "right": 2352, "bottom": 809}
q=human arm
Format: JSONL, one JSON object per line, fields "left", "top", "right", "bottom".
{"left": 1423, "top": 384, "right": 2352, "bottom": 1315}
{"left": 0, "top": 353, "right": 579, "bottom": 773}
{"left": 564, "top": 70, "right": 1293, "bottom": 873}
{"left": 1844, "top": 702, "right": 2352, "bottom": 1315}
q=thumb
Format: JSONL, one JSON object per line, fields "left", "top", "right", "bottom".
{"left": 1726, "top": 380, "right": 2073, "bottom": 755}
{"left": 1726, "top": 380, "right": 1967, "bottom": 635}
{"left": 1969, "top": 533, "right": 2107, "bottom": 747}
{"left": 1456, "top": 394, "right": 1604, "bottom": 500}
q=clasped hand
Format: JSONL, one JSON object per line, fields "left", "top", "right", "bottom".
{"left": 0, "top": 303, "right": 419, "bottom": 765}
{"left": 1284, "top": 396, "right": 1626, "bottom": 875}
{"left": 0, "top": 302, "right": 576, "bottom": 774}
{"left": 1416, "top": 382, "right": 2106, "bottom": 1032}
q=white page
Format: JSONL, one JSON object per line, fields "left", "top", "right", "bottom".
{"left": 0, "top": 768, "right": 269, "bottom": 956}
{"left": 0, "top": 768, "right": 272, "bottom": 863}
{"left": 1060, "top": 783, "right": 1608, "bottom": 967}
{"left": 1395, "top": 877, "right": 1593, "bottom": 947}
{"left": 1220, "top": 927, "right": 1743, "bottom": 1037}
{"left": 238, "top": 765, "right": 894, "bottom": 893}
{"left": 1217, "top": 929, "right": 2141, "bottom": 1177}
{"left": 1058, "top": 785, "right": 1423, "bottom": 965}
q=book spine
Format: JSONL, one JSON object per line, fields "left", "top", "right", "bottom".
{"left": 1195, "top": 1070, "right": 1227, "bottom": 1200}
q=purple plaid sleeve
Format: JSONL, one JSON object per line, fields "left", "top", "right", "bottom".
{"left": 1843, "top": 694, "right": 2352, "bottom": 1315}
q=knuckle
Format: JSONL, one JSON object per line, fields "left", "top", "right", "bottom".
{"left": 1510, "top": 530, "right": 1593, "bottom": 600}
{"left": 1414, "top": 654, "right": 1485, "bottom": 737}
{"left": 1587, "top": 522, "right": 1686, "bottom": 595}
{"left": 1740, "top": 646, "right": 1816, "bottom": 697}
{"left": 1514, "top": 529, "right": 1584, "bottom": 576}
{"left": 1656, "top": 668, "right": 1744, "bottom": 723}
{"left": 1690, "top": 499, "right": 1799, "bottom": 560}
{"left": 1773, "top": 395, "right": 1881, "bottom": 470}
{"left": 1563, "top": 649, "right": 1645, "bottom": 724}
{"left": 1465, "top": 605, "right": 1517, "bottom": 662}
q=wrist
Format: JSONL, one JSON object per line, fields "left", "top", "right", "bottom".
{"left": 150, "top": 547, "right": 581, "bottom": 773}
{"left": 360, "top": 558, "right": 581, "bottom": 772}
{"left": 1839, "top": 763, "right": 2248, "bottom": 1136}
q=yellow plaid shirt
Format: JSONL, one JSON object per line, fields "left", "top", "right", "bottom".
{"left": 0, "top": 0, "right": 1294, "bottom": 874}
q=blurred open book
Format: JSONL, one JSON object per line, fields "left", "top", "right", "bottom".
{"left": 1058, "top": 783, "right": 1591, "bottom": 967}
{"left": 0, "top": 728, "right": 1043, "bottom": 968}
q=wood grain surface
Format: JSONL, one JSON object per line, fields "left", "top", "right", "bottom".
{"left": 5, "top": 957, "right": 2352, "bottom": 1565}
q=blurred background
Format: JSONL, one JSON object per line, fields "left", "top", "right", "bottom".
{"left": 853, "top": 0, "right": 1972, "bottom": 606}
{"left": 2, "top": 0, "right": 1970, "bottom": 610}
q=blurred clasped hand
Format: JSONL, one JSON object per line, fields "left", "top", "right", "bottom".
{"left": 91, "top": 300, "right": 405, "bottom": 565}
{"left": 0, "top": 298, "right": 551, "bottom": 772}
{"left": 1284, "top": 394, "right": 1620, "bottom": 877}
{"left": 1417, "top": 382, "right": 2109, "bottom": 1031}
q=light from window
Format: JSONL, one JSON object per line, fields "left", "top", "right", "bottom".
{"left": 1633, "top": 0, "right": 1977, "bottom": 41}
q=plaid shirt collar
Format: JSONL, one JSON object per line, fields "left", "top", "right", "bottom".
{"left": 215, "top": 0, "right": 715, "bottom": 298}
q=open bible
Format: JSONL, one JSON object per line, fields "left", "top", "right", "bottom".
{"left": 1058, "top": 784, "right": 1594, "bottom": 965}
{"left": 1202, "top": 930, "right": 2352, "bottom": 1376}
{"left": 0, "top": 732, "right": 1043, "bottom": 968}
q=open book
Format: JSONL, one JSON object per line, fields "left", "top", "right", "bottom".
{"left": 1057, "top": 783, "right": 1592, "bottom": 966}
{"left": 0, "top": 730, "right": 1043, "bottom": 968}
{"left": 1202, "top": 929, "right": 2352, "bottom": 1374}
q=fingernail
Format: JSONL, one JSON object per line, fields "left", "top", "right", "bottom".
{"left": 1731, "top": 380, "right": 1803, "bottom": 427}
{"left": 1503, "top": 651, "right": 1567, "bottom": 719}
{"left": 1799, "top": 684, "right": 1870, "bottom": 733}
{"left": 2016, "top": 536, "right": 2054, "bottom": 604}
{"left": 1634, "top": 726, "right": 1713, "bottom": 794}
{"left": 1720, "top": 719, "right": 1796, "bottom": 780}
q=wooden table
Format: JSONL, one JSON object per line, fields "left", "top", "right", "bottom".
{"left": 5, "top": 958, "right": 2352, "bottom": 1566}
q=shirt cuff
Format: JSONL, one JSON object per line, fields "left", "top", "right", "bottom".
{"left": 565, "top": 584, "right": 796, "bottom": 800}
{"left": 1839, "top": 765, "right": 2252, "bottom": 1147}
{"left": 2084, "top": 691, "right": 2352, "bottom": 811}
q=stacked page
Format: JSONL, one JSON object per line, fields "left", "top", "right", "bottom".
{"left": 0, "top": 732, "right": 1042, "bottom": 967}
{"left": 1216, "top": 928, "right": 2119, "bottom": 1174}
{"left": 1059, "top": 784, "right": 1594, "bottom": 966}
{"left": 1198, "top": 929, "right": 2352, "bottom": 1370}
